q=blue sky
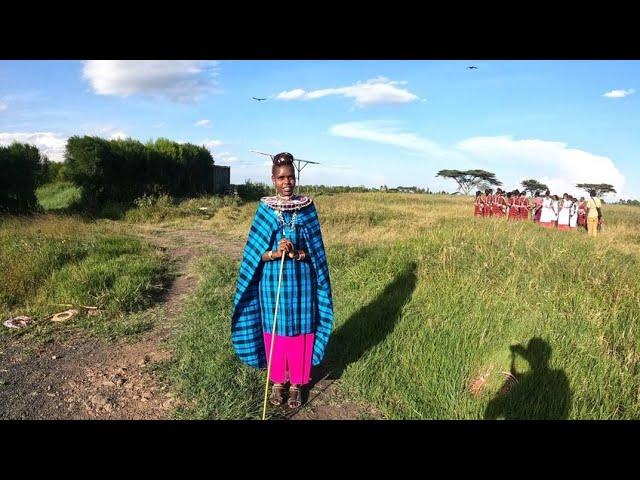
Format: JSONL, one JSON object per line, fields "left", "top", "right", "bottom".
{"left": 1, "top": 60, "right": 638, "bottom": 199}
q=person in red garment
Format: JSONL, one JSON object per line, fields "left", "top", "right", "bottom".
{"left": 508, "top": 191, "right": 519, "bottom": 221}
{"left": 577, "top": 197, "right": 587, "bottom": 230}
{"left": 519, "top": 190, "right": 530, "bottom": 221}
{"left": 532, "top": 191, "right": 543, "bottom": 223}
{"left": 493, "top": 189, "right": 506, "bottom": 218}
{"left": 483, "top": 188, "right": 493, "bottom": 218}
{"left": 474, "top": 190, "right": 483, "bottom": 217}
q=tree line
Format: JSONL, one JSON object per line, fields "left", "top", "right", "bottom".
{"left": 1, "top": 137, "right": 216, "bottom": 214}
{"left": 436, "top": 169, "right": 617, "bottom": 197}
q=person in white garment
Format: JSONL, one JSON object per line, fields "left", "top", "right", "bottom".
{"left": 550, "top": 195, "right": 560, "bottom": 227}
{"left": 569, "top": 196, "right": 578, "bottom": 229}
{"left": 557, "top": 193, "right": 573, "bottom": 231}
{"left": 539, "top": 190, "right": 555, "bottom": 228}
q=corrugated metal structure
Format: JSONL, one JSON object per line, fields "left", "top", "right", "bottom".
{"left": 212, "top": 164, "right": 230, "bottom": 194}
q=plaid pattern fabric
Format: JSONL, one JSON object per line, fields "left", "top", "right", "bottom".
{"left": 259, "top": 213, "right": 316, "bottom": 336}
{"left": 231, "top": 200, "right": 334, "bottom": 368}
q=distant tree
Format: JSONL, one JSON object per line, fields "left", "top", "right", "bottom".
{"left": 34, "top": 157, "right": 65, "bottom": 185}
{"left": 521, "top": 179, "right": 549, "bottom": 195}
{"left": 575, "top": 183, "right": 617, "bottom": 197}
{"left": 34, "top": 155, "right": 51, "bottom": 186}
{"left": 436, "top": 169, "right": 502, "bottom": 195}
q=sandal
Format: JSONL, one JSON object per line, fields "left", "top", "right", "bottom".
{"left": 270, "top": 383, "right": 286, "bottom": 406}
{"left": 287, "top": 384, "right": 302, "bottom": 409}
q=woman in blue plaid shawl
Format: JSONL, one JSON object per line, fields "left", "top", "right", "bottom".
{"left": 231, "top": 152, "right": 334, "bottom": 409}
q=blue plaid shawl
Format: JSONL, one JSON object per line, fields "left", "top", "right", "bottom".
{"left": 231, "top": 199, "right": 334, "bottom": 369}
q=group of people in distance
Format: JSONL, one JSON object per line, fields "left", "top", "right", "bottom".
{"left": 474, "top": 188, "right": 604, "bottom": 236}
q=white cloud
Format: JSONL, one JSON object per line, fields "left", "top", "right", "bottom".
{"left": 603, "top": 88, "right": 635, "bottom": 98}
{"left": 82, "top": 60, "right": 220, "bottom": 103}
{"left": 195, "top": 119, "right": 212, "bottom": 128}
{"left": 329, "top": 122, "right": 626, "bottom": 199}
{"left": 0, "top": 132, "right": 67, "bottom": 162}
{"left": 276, "top": 77, "right": 420, "bottom": 107}
{"left": 109, "top": 131, "right": 129, "bottom": 140}
{"left": 214, "top": 151, "right": 239, "bottom": 164}
{"left": 277, "top": 89, "right": 306, "bottom": 100}
{"left": 201, "top": 139, "right": 224, "bottom": 150}
{"left": 87, "top": 125, "right": 130, "bottom": 141}
{"left": 455, "top": 136, "right": 625, "bottom": 197}
{"left": 330, "top": 121, "right": 462, "bottom": 162}
{"left": 200, "top": 140, "right": 238, "bottom": 165}
{"left": 0, "top": 102, "right": 7, "bottom": 111}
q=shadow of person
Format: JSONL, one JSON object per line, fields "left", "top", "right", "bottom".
{"left": 484, "top": 337, "right": 571, "bottom": 420}
{"left": 306, "top": 262, "right": 418, "bottom": 397}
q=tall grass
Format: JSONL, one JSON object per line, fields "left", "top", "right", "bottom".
{"left": 0, "top": 215, "right": 169, "bottom": 343}
{"left": 164, "top": 193, "right": 640, "bottom": 419}
{"left": 163, "top": 249, "right": 277, "bottom": 419}
{"left": 123, "top": 194, "right": 240, "bottom": 224}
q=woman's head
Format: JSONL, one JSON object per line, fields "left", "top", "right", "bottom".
{"left": 476, "top": 191, "right": 482, "bottom": 197}
{"left": 271, "top": 152, "right": 296, "bottom": 197}
{"left": 545, "top": 190, "right": 550, "bottom": 197}
{"left": 534, "top": 190, "right": 540, "bottom": 197}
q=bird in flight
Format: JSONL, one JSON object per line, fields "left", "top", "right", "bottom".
{"left": 252, "top": 97, "right": 267, "bottom": 101}
{"left": 467, "top": 66, "right": 478, "bottom": 70}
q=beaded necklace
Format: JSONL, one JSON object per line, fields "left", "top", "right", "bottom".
{"left": 275, "top": 194, "right": 297, "bottom": 234}
{"left": 276, "top": 209, "right": 297, "bottom": 234}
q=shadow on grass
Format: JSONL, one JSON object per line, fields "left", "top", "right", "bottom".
{"left": 307, "top": 262, "right": 418, "bottom": 397}
{"left": 484, "top": 337, "right": 571, "bottom": 420}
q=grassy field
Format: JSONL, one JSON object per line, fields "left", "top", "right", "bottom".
{"left": 0, "top": 214, "right": 170, "bottom": 344}
{"left": 4, "top": 192, "right": 639, "bottom": 419}
{"left": 164, "top": 193, "right": 640, "bottom": 419}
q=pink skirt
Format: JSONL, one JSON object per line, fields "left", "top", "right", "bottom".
{"left": 263, "top": 333, "right": 315, "bottom": 385}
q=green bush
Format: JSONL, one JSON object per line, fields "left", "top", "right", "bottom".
{"left": 0, "top": 143, "right": 48, "bottom": 214}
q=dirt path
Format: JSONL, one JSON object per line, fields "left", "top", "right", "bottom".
{"left": 0, "top": 225, "right": 242, "bottom": 420}
{"left": 287, "top": 375, "right": 382, "bottom": 420}
{"left": 0, "top": 223, "right": 377, "bottom": 420}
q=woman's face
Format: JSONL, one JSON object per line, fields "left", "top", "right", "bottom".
{"left": 272, "top": 164, "right": 296, "bottom": 197}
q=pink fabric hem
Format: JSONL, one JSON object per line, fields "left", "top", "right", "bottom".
{"left": 263, "top": 333, "right": 315, "bottom": 385}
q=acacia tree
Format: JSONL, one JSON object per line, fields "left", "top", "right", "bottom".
{"left": 521, "top": 179, "right": 549, "bottom": 195}
{"left": 576, "top": 183, "right": 617, "bottom": 197}
{"left": 436, "top": 169, "right": 502, "bottom": 194}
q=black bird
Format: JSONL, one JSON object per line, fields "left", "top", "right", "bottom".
{"left": 467, "top": 66, "right": 478, "bottom": 70}
{"left": 252, "top": 97, "right": 267, "bottom": 101}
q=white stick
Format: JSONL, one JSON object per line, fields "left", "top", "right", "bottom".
{"left": 261, "top": 252, "right": 287, "bottom": 420}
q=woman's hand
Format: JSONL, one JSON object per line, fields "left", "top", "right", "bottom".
{"left": 278, "top": 238, "right": 294, "bottom": 253}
